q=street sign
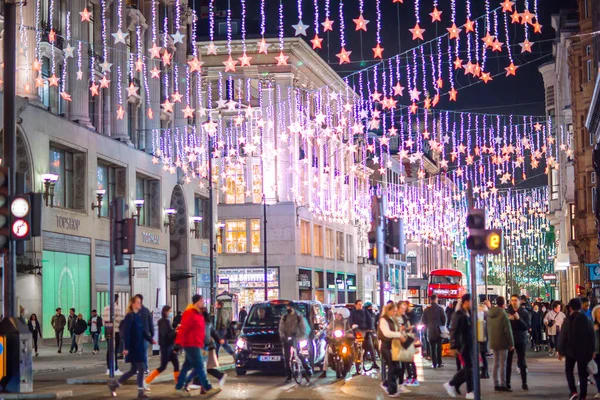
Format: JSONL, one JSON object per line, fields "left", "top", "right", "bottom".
{"left": 542, "top": 273, "right": 557, "bottom": 281}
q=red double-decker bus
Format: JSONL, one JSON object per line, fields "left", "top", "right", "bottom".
{"left": 427, "top": 269, "right": 466, "bottom": 304}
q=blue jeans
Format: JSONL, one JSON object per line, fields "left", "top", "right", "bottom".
{"left": 216, "top": 329, "right": 235, "bottom": 357}
{"left": 70, "top": 332, "right": 78, "bottom": 352}
{"left": 91, "top": 332, "right": 100, "bottom": 351}
{"left": 176, "top": 347, "right": 212, "bottom": 391}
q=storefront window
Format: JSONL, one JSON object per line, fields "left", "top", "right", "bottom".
{"left": 300, "top": 220, "right": 310, "bottom": 255}
{"left": 315, "top": 270, "right": 324, "bottom": 303}
{"left": 314, "top": 225, "right": 323, "bottom": 257}
{"left": 217, "top": 267, "right": 280, "bottom": 309}
{"left": 250, "top": 219, "right": 260, "bottom": 253}
{"left": 226, "top": 220, "right": 247, "bottom": 253}
{"left": 298, "top": 268, "right": 312, "bottom": 300}
{"left": 337, "top": 272, "right": 346, "bottom": 304}
{"left": 225, "top": 164, "right": 245, "bottom": 204}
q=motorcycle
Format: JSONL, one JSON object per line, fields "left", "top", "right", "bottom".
{"left": 327, "top": 329, "right": 354, "bottom": 379}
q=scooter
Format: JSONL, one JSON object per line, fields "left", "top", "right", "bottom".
{"left": 327, "top": 329, "right": 354, "bottom": 379}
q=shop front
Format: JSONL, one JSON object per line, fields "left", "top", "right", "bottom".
{"left": 131, "top": 247, "right": 167, "bottom": 310}
{"left": 42, "top": 231, "right": 92, "bottom": 338}
{"left": 336, "top": 273, "right": 346, "bottom": 304}
{"left": 298, "top": 268, "right": 312, "bottom": 300}
{"left": 95, "top": 239, "right": 131, "bottom": 318}
{"left": 217, "top": 267, "right": 280, "bottom": 309}
{"left": 327, "top": 271, "right": 336, "bottom": 304}
{"left": 314, "top": 270, "right": 325, "bottom": 303}
{"left": 192, "top": 255, "right": 212, "bottom": 300}
{"left": 346, "top": 274, "right": 357, "bottom": 303}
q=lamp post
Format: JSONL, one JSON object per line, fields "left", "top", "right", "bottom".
{"left": 132, "top": 199, "right": 144, "bottom": 225}
{"left": 41, "top": 173, "right": 58, "bottom": 207}
{"left": 190, "top": 216, "right": 203, "bottom": 239}
{"left": 90, "top": 189, "right": 105, "bottom": 217}
{"left": 263, "top": 194, "right": 268, "bottom": 301}
{"left": 164, "top": 208, "right": 176, "bottom": 233}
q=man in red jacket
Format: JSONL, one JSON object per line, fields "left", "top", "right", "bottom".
{"left": 174, "top": 295, "right": 221, "bottom": 397}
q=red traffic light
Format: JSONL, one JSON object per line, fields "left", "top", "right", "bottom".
{"left": 11, "top": 220, "right": 29, "bottom": 238}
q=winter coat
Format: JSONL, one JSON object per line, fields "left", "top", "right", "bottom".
{"left": 202, "top": 311, "right": 223, "bottom": 351}
{"left": 449, "top": 308, "right": 472, "bottom": 352}
{"left": 531, "top": 311, "right": 542, "bottom": 333}
{"left": 558, "top": 311, "right": 595, "bottom": 363}
{"left": 73, "top": 319, "right": 88, "bottom": 335}
{"left": 487, "top": 306, "right": 514, "bottom": 351}
{"left": 120, "top": 311, "right": 153, "bottom": 364}
{"left": 349, "top": 308, "right": 373, "bottom": 331}
{"left": 421, "top": 303, "right": 447, "bottom": 341}
{"left": 507, "top": 305, "right": 530, "bottom": 345}
{"left": 278, "top": 310, "right": 306, "bottom": 340}
{"left": 67, "top": 314, "right": 77, "bottom": 333}
{"left": 378, "top": 316, "right": 405, "bottom": 357}
{"left": 445, "top": 306, "right": 455, "bottom": 328}
{"left": 172, "top": 313, "right": 182, "bottom": 329}
{"left": 102, "top": 303, "right": 124, "bottom": 334}
{"left": 139, "top": 305, "right": 154, "bottom": 337}
{"left": 158, "top": 318, "right": 176, "bottom": 348}
{"left": 51, "top": 314, "right": 66, "bottom": 332}
{"left": 544, "top": 309, "right": 566, "bottom": 336}
{"left": 216, "top": 307, "right": 231, "bottom": 331}
{"left": 28, "top": 320, "right": 41, "bottom": 339}
{"left": 239, "top": 309, "right": 248, "bottom": 325}
{"left": 175, "top": 305, "right": 206, "bottom": 349}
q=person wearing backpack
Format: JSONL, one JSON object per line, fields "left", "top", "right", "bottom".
{"left": 145, "top": 305, "right": 180, "bottom": 386}
{"left": 279, "top": 302, "right": 312, "bottom": 383}
{"left": 544, "top": 301, "right": 566, "bottom": 357}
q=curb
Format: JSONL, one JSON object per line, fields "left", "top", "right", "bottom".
{"left": 67, "top": 364, "right": 235, "bottom": 385}
{"left": 0, "top": 391, "right": 73, "bottom": 399}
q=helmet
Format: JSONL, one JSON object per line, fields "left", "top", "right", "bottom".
{"left": 364, "top": 302, "right": 373, "bottom": 308}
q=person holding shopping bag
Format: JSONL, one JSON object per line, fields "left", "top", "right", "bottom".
{"left": 378, "top": 302, "right": 410, "bottom": 397}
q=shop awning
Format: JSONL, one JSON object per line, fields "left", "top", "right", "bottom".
{"left": 170, "top": 272, "right": 195, "bottom": 282}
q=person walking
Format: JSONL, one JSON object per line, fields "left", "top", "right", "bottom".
{"left": 487, "top": 296, "right": 514, "bottom": 392}
{"left": 591, "top": 305, "right": 600, "bottom": 398}
{"left": 506, "top": 294, "right": 530, "bottom": 391}
{"left": 349, "top": 299, "right": 380, "bottom": 373}
{"left": 174, "top": 294, "right": 221, "bottom": 396}
{"left": 172, "top": 311, "right": 183, "bottom": 329}
{"left": 103, "top": 294, "right": 124, "bottom": 376}
{"left": 146, "top": 305, "right": 180, "bottom": 386}
{"left": 400, "top": 302, "right": 418, "bottom": 386}
{"left": 421, "top": 294, "right": 447, "bottom": 369}
{"left": 477, "top": 304, "right": 490, "bottom": 379}
{"left": 137, "top": 294, "right": 154, "bottom": 374}
{"left": 531, "top": 304, "right": 543, "bottom": 352}
{"left": 68, "top": 308, "right": 77, "bottom": 354}
{"left": 28, "top": 313, "right": 41, "bottom": 357}
{"left": 279, "top": 302, "right": 312, "bottom": 383}
{"left": 73, "top": 314, "right": 88, "bottom": 355}
{"left": 544, "top": 301, "right": 566, "bottom": 357}
{"left": 107, "top": 295, "right": 155, "bottom": 399}
{"left": 443, "top": 294, "right": 474, "bottom": 399}
{"left": 378, "top": 302, "right": 409, "bottom": 397}
{"left": 215, "top": 301, "right": 235, "bottom": 358}
{"left": 88, "top": 309, "right": 103, "bottom": 355}
{"left": 583, "top": 297, "right": 593, "bottom": 321}
{"left": 238, "top": 307, "right": 247, "bottom": 326}
{"left": 51, "top": 308, "right": 66, "bottom": 353}
{"left": 558, "top": 298, "right": 595, "bottom": 400}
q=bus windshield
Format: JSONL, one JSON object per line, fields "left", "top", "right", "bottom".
{"left": 430, "top": 275, "right": 462, "bottom": 285}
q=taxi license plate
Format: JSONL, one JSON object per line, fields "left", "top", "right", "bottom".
{"left": 259, "top": 355, "right": 281, "bottom": 362}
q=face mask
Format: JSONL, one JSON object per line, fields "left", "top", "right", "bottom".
{"left": 169, "top": 312, "right": 174, "bottom": 320}
{"left": 287, "top": 308, "right": 293, "bottom": 314}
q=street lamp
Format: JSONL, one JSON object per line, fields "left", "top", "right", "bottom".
{"left": 90, "top": 189, "right": 105, "bottom": 217}
{"left": 41, "top": 173, "right": 58, "bottom": 207}
{"left": 263, "top": 195, "right": 278, "bottom": 301}
{"left": 164, "top": 208, "right": 177, "bottom": 233}
{"left": 132, "top": 199, "right": 144, "bottom": 225}
{"left": 190, "top": 216, "right": 203, "bottom": 239}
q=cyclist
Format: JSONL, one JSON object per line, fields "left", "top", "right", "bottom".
{"left": 349, "top": 299, "right": 380, "bottom": 374}
{"left": 279, "top": 302, "right": 313, "bottom": 383}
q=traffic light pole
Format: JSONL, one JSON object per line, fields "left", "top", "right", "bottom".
{"left": 108, "top": 200, "right": 116, "bottom": 379}
{"left": 466, "top": 183, "right": 481, "bottom": 400}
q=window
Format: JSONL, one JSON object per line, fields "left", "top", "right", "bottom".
{"left": 217, "top": 220, "right": 224, "bottom": 253}
{"left": 225, "top": 220, "right": 247, "bottom": 253}
{"left": 97, "top": 162, "right": 117, "bottom": 217}
{"left": 592, "top": 129, "right": 596, "bottom": 147}
{"left": 127, "top": 103, "right": 138, "bottom": 144}
{"left": 218, "top": 21, "right": 239, "bottom": 36}
{"left": 250, "top": 219, "right": 260, "bottom": 253}
{"left": 346, "top": 234, "right": 354, "bottom": 262}
{"left": 336, "top": 231, "right": 345, "bottom": 261}
{"left": 407, "top": 254, "right": 417, "bottom": 275}
{"left": 252, "top": 164, "right": 262, "bottom": 203}
{"left": 314, "top": 224, "right": 323, "bottom": 257}
{"left": 593, "top": 172, "right": 597, "bottom": 185}
{"left": 136, "top": 175, "right": 159, "bottom": 227}
{"left": 570, "top": 203, "right": 576, "bottom": 241}
{"left": 194, "top": 195, "right": 210, "bottom": 239}
{"left": 587, "top": 60, "right": 593, "bottom": 83}
{"left": 593, "top": 187, "right": 597, "bottom": 214}
{"left": 300, "top": 221, "right": 310, "bottom": 255}
{"left": 325, "top": 228, "right": 334, "bottom": 259}
{"left": 587, "top": 45, "right": 592, "bottom": 56}
{"left": 585, "top": 0, "right": 589, "bottom": 19}
{"left": 49, "top": 146, "right": 79, "bottom": 208}
{"left": 550, "top": 169, "right": 559, "bottom": 200}
{"left": 225, "top": 164, "right": 245, "bottom": 204}
{"left": 546, "top": 85, "right": 555, "bottom": 108}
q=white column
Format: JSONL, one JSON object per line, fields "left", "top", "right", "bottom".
{"left": 110, "top": 2, "right": 130, "bottom": 143}
{"left": 67, "top": 0, "right": 91, "bottom": 126}
{"left": 16, "top": 1, "right": 40, "bottom": 102}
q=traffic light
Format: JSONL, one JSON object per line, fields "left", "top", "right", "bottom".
{"left": 10, "top": 194, "right": 31, "bottom": 241}
{"left": 121, "top": 218, "right": 136, "bottom": 255}
{"left": 113, "top": 198, "right": 126, "bottom": 266}
{"left": 30, "top": 193, "right": 43, "bottom": 237}
{"left": 385, "top": 217, "right": 403, "bottom": 254}
{"left": 368, "top": 247, "right": 377, "bottom": 263}
{"left": 0, "top": 166, "right": 9, "bottom": 253}
{"left": 466, "top": 209, "right": 502, "bottom": 255}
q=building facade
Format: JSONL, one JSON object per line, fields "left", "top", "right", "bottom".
{"left": 538, "top": 10, "right": 578, "bottom": 301}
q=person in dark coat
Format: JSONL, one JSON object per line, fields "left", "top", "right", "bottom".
{"left": 421, "top": 294, "right": 447, "bottom": 369}
{"left": 172, "top": 311, "right": 183, "bottom": 329}
{"left": 145, "top": 305, "right": 180, "bottom": 385}
{"left": 530, "top": 304, "right": 543, "bottom": 352}
{"left": 136, "top": 294, "right": 154, "bottom": 374}
{"left": 506, "top": 295, "right": 531, "bottom": 391}
{"left": 28, "top": 313, "right": 41, "bottom": 357}
{"left": 73, "top": 314, "right": 88, "bottom": 355}
{"left": 443, "top": 294, "right": 474, "bottom": 398}
{"left": 108, "top": 295, "right": 154, "bottom": 400}
{"left": 68, "top": 308, "right": 78, "bottom": 353}
{"left": 349, "top": 299, "right": 380, "bottom": 372}
{"left": 238, "top": 307, "right": 248, "bottom": 326}
{"left": 558, "top": 298, "right": 596, "bottom": 400}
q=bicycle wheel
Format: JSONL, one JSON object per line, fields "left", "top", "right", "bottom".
{"left": 291, "top": 356, "right": 303, "bottom": 385}
{"left": 361, "top": 349, "right": 374, "bottom": 372}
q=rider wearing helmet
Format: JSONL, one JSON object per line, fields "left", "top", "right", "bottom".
{"left": 279, "top": 302, "right": 312, "bottom": 383}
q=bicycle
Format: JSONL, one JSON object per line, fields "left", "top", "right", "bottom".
{"left": 289, "top": 338, "right": 311, "bottom": 386}
{"left": 353, "top": 329, "right": 375, "bottom": 373}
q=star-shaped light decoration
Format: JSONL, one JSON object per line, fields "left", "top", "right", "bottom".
{"left": 112, "top": 28, "right": 129, "bottom": 45}
{"left": 409, "top": 88, "right": 421, "bottom": 101}
{"left": 409, "top": 23, "right": 425, "bottom": 40}
{"left": 436, "top": 78, "right": 444, "bottom": 88}
{"left": 449, "top": 88, "right": 458, "bottom": 101}
{"left": 150, "top": 67, "right": 161, "bottom": 78}
{"left": 203, "top": 120, "right": 218, "bottom": 135}
{"left": 505, "top": 62, "right": 517, "bottom": 76}
{"left": 35, "top": 76, "right": 45, "bottom": 88}
{"left": 292, "top": 20, "right": 309, "bottom": 36}
{"left": 48, "top": 74, "right": 60, "bottom": 86}
{"left": 226, "top": 99, "right": 238, "bottom": 111}
{"left": 501, "top": 0, "right": 514, "bottom": 13}
{"left": 510, "top": 11, "right": 521, "bottom": 24}
{"left": 147, "top": 108, "right": 154, "bottom": 120}
{"left": 76, "top": 70, "right": 83, "bottom": 80}
{"left": 480, "top": 72, "right": 493, "bottom": 83}
{"left": 32, "top": 59, "right": 42, "bottom": 71}
{"left": 275, "top": 51, "right": 289, "bottom": 66}
{"left": 519, "top": 39, "right": 533, "bottom": 53}
{"left": 171, "top": 30, "right": 185, "bottom": 44}
{"left": 311, "top": 34, "right": 323, "bottom": 49}
{"left": 162, "top": 99, "right": 174, "bottom": 113}
{"left": 257, "top": 39, "right": 270, "bottom": 54}
{"left": 393, "top": 82, "right": 405, "bottom": 96}
{"left": 238, "top": 52, "right": 252, "bottom": 67}
{"left": 135, "top": 58, "right": 144, "bottom": 71}
{"left": 409, "top": 102, "right": 418, "bottom": 114}
{"left": 429, "top": 7, "right": 442, "bottom": 22}
{"left": 89, "top": 82, "right": 99, "bottom": 96}
{"left": 64, "top": 44, "right": 75, "bottom": 58}
{"left": 99, "top": 75, "right": 111, "bottom": 88}
{"left": 453, "top": 56, "right": 463, "bottom": 69}
{"left": 215, "top": 98, "right": 228, "bottom": 109}
{"left": 464, "top": 18, "right": 475, "bottom": 33}
{"left": 48, "top": 29, "right": 56, "bottom": 43}
{"left": 100, "top": 60, "right": 113, "bottom": 73}
{"left": 60, "top": 91, "right": 72, "bottom": 102}
{"left": 534, "top": 122, "right": 542, "bottom": 131}
{"left": 533, "top": 21, "right": 542, "bottom": 33}
{"left": 371, "top": 90, "right": 382, "bottom": 102}
{"left": 223, "top": 56, "right": 238, "bottom": 72}
{"left": 149, "top": 43, "right": 162, "bottom": 58}
{"left": 187, "top": 57, "right": 203, "bottom": 72}
{"left": 520, "top": 9, "right": 534, "bottom": 25}
{"left": 322, "top": 17, "right": 334, "bottom": 32}
{"left": 126, "top": 83, "right": 139, "bottom": 98}
{"left": 205, "top": 42, "right": 219, "bottom": 55}
{"left": 182, "top": 105, "right": 195, "bottom": 119}
{"left": 116, "top": 105, "right": 125, "bottom": 120}
{"left": 372, "top": 44, "right": 384, "bottom": 58}
{"left": 491, "top": 40, "right": 504, "bottom": 52}
{"left": 447, "top": 23, "right": 462, "bottom": 40}
{"left": 336, "top": 47, "right": 351, "bottom": 64}
{"left": 162, "top": 50, "right": 172, "bottom": 66}
{"left": 353, "top": 14, "right": 369, "bottom": 31}
{"left": 482, "top": 32, "right": 495, "bottom": 48}
{"left": 80, "top": 7, "right": 92, "bottom": 21}
{"left": 171, "top": 92, "right": 183, "bottom": 103}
